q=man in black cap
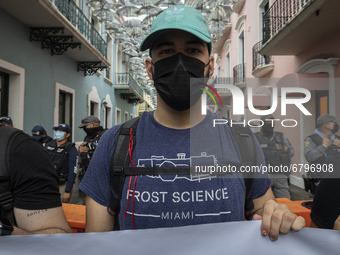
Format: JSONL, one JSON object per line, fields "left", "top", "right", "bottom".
{"left": 304, "top": 114, "right": 340, "bottom": 195}
{"left": 78, "top": 116, "right": 106, "bottom": 182}
{"left": 46, "top": 124, "right": 78, "bottom": 203}
{"left": 255, "top": 114, "right": 295, "bottom": 199}
{"left": 31, "top": 125, "right": 53, "bottom": 147}
{"left": 0, "top": 116, "right": 13, "bottom": 127}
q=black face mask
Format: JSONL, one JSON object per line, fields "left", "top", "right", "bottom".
{"left": 332, "top": 123, "right": 339, "bottom": 134}
{"left": 83, "top": 126, "right": 102, "bottom": 138}
{"left": 152, "top": 52, "right": 210, "bottom": 111}
{"left": 261, "top": 123, "right": 274, "bottom": 137}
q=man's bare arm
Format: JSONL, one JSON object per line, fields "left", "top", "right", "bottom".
{"left": 85, "top": 195, "right": 114, "bottom": 233}
{"left": 12, "top": 206, "right": 72, "bottom": 235}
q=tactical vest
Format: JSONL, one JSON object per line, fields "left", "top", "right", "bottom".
{"left": 307, "top": 134, "right": 340, "bottom": 166}
{"left": 84, "top": 130, "right": 106, "bottom": 160}
{"left": 46, "top": 140, "right": 74, "bottom": 180}
{"left": 255, "top": 132, "right": 290, "bottom": 168}
{"left": 79, "top": 129, "right": 106, "bottom": 173}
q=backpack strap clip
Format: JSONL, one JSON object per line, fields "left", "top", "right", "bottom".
{"left": 113, "top": 166, "right": 124, "bottom": 175}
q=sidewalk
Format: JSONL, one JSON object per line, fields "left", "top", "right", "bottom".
{"left": 69, "top": 173, "right": 86, "bottom": 205}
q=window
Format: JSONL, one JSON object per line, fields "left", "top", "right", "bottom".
{"left": 59, "top": 91, "right": 73, "bottom": 126}
{"left": 87, "top": 86, "right": 101, "bottom": 117}
{"left": 90, "top": 101, "right": 96, "bottom": 116}
{"left": 238, "top": 31, "right": 245, "bottom": 65}
{"left": 105, "top": 34, "right": 113, "bottom": 82}
{"left": 117, "top": 46, "right": 123, "bottom": 74}
{"left": 130, "top": 114, "right": 133, "bottom": 120}
{"left": 103, "top": 95, "right": 113, "bottom": 129}
{"left": 124, "top": 111, "right": 129, "bottom": 123}
{"left": 104, "top": 106, "right": 110, "bottom": 129}
{"left": 116, "top": 107, "right": 121, "bottom": 125}
{"left": 55, "top": 83, "right": 75, "bottom": 141}
{"left": 315, "top": 91, "right": 328, "bottom": 123}
{"left": 0, "top": 72, "right": 9, "bottom": 116}
{"left": 91, "top": 16, "right": 101, "bottom": 34}
{"left": 226, "top": 53, "right": 230, "bottom": 79}
{"left": 259, "top": 0, "right": 270, "bottom": 39}
{"left": 0, "top": 59, "right": 25, "bottom": 129}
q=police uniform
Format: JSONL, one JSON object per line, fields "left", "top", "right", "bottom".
{"left": 31, "top": 125, "right": 53, "bottom": 147}
{"left": 46, "top": 140, "right": 74, "bottom": 184}
{"left": 304, "top": 114, "right": 340, "bottom": 196}
{"left": 78, "top": 128, "right": 105, "bottom": 181}
{"left": 304, "top": 132, "right": 340, "bottom": 177}
{"left": 46, "top": 124, "right": 78, "bottom": 201}
{"left": 255, "top": 131, "right": 295, "bottom": 199}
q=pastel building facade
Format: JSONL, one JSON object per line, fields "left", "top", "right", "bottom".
{"left": 0, "top": 0, "right": 144, "bottom": 143}
{"left": 211, "top": 0, "right": 340, "bottom": 188}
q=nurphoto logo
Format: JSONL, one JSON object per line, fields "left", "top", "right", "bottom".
{"left": 200, "top": 83, "right": 312, "bottom": 128}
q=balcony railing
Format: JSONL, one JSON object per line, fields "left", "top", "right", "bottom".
{"left": 214, "top": 77, "right": 231, "bottom": 93}
{"left": 52, "top": 0, "right": 107, "bottom": 59}
{"left": 233, "top": 63, "right": 245, "bottom": 85}
{"left": 262, "top": 0, "right": 311, "bottom": 44}
{"left": 252, "top": 40, "right": 272, "bottom": 70}
{"left": 116, "top": 73, "right": 143, "bottom": 97}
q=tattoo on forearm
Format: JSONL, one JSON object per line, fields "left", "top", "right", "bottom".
{"left": 27, "top": 209, "right": 48, "bottom": 217}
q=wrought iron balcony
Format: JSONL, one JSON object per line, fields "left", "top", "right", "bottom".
{"left": 214, "top": 77, "right": 231, "bottom": 94}
{"left": 233, "top": 63, "right": 245, "bottom": 85}
{"left": 52, "top": 0, "right": 107, "bottom": 59}
{"left": 252, "top": 40, "right": 273, "bottom": 71}
{"left": 116, "top": 73, "right": 144, "bottom": 103}
{"left": 262, "top": 0, "right": 311, "bottom": 45}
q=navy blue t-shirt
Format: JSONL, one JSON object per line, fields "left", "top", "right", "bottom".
{"left": 79, "top": 111, "right": 271, "bottom": 230}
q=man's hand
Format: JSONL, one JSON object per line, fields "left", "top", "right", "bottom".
{"left": 79, "top": 142, "right": 89, "bottom": 154}
{"left": 332, "top": 138, "right": 340, "bottom": 148}
{"left": 322, "top": 137, "right": 331, "bottom": 148}
{"left": 334, "top": 215, "right": 340, "bottom": 230}
{"left": 253, "top": 200, "right": 305, "bottom": 241}
{"left": 62, "top": 192, "right": 71, "bottom": 203}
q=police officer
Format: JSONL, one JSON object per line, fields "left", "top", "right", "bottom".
{"left": 78, "top": 116, "right": 106, "bottom": 182}
{"left": 0, "top": 116, "right": 13, "bottom": 127}
{"left": 255, "top": 114, "right": 295, "bottom": 199}
{"left": 31, "top": 125, "right": 53, "bottom": 147}
{"left": 304, "top": 114, "right": 340, "bottom": 195}
{"left": 46, "top": 123, "right": 78, "bottom": 203}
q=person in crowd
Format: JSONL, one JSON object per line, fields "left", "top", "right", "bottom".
{"left": 255, "top": 114, "right": 295, "bottom": 199}
{"left": 46, "top": 124, "right": 78, "bottom": 203}
{"left": 79, "top": 5, "right": 305, "bottom": 241}
{"left": 304, "top": 114, "right": 340, "bottom": 196}
{"left": 77, "top": 116, "right": 106, "bottom": 182}
{"left": 0, "top": 116, "right": 13, "bottom": 127}
{"left": 0, "top": 124, "right": 71, "bottom": 235}
{"left": 31, "top": 125, "right": 53, "bottom": 147}
{"left": 310, "top": 167, "right": 340, "bottom": 231}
